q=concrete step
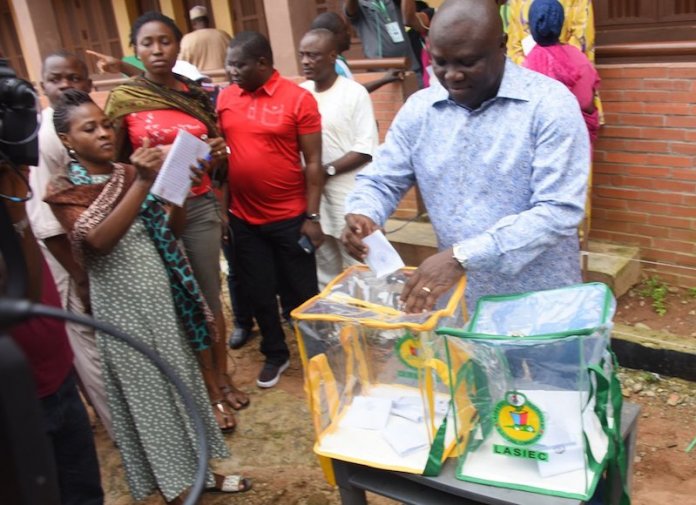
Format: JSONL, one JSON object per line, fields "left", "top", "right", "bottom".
{"left": 584, "top": 241, "right": 641, "bottom": 299}
{"left": 385, "top": 219, "right": 696, "bottom": 381}
{"left": 385, "top": 219, "right": 641, "bottom": 298}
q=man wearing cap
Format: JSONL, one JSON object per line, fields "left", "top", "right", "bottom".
{"left": 180, "top": 5, "right": 232, "bottom": 72}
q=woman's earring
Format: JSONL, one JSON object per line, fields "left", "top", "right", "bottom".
{"left": 68, "top": 148, "right": 79, "bottom": 164}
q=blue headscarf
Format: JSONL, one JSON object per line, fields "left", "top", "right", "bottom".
{"left": 529, "top": 0, "right": 565, "bottom": 46}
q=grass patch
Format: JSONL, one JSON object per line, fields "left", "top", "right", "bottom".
{"left": 638, "top": 276, "right": 669, "bottom": 316}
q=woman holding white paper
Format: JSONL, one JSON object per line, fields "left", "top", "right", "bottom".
{"left": 104, "top": 11, "right": 250, "bottom": 432}
{"left": 45, "top": 89, "right": 252, "bottom": 502}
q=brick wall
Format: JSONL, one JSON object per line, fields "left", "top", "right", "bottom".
{"left": 592, "top": 63, "right": 696, "bottom": 287}
{"left": 352, "top": 72, "right": 421, "bottom": 219}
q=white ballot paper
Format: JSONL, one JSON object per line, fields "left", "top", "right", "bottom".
{"left": 392, "top": 396, "right": 425, "bottom": 422}
{"left": 382, "top": 420, "right": 430, "bottom": 456}
{"left": 339, "top": 396, "right": 392, "bottom": 431}
{"left": 150, "top": 129, "right": 211, "bottom": 207}
{"left": 363, "top": 230, "right": 405, "bottom": 278}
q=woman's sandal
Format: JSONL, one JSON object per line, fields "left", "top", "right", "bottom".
{"left": 211, "top": 400, "right": 236, "bottom": 433}
{"left": 205, "top": 474, "right": 252, "bottom": 494}
{"left": 219, "top": 384, "right": 250, "bottom": 410}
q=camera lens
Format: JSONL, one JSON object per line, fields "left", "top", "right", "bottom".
{"left": 0, "top": 78, "right": 36, "bottom": 110}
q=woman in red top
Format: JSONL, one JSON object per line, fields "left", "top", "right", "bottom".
{"left": 105, "top": 11, "right": 249, "bottom": 432}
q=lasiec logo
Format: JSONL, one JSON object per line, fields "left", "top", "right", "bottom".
{"left": 493, "top": 391, "right": 545, "bottom": 446}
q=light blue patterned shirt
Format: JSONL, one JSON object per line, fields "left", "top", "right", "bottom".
{"left": 346, "top": 59, "right": 590, "bottom": 308}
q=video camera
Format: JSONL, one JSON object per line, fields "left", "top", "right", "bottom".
{"left": 0, "top": 58, "right": 39, "bottom": 167}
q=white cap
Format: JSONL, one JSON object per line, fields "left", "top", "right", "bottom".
{"left": 173, "top": 60, "right": 208, "bottom": 82}
{"left": 189, "top": 5, "right": 207, "bottom": 20}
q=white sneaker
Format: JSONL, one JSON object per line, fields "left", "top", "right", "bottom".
{"left": 256, "top": 360, "right": 290, "bottom": 388}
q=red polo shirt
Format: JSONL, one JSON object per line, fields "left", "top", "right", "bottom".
{"left": 217, "top": 71, "right": 321, "bottom": 225}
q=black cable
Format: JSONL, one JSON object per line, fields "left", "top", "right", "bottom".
{"left": 0, "top": 153, "right": 33, "bottom": 203}
{"left": 0, "top": 298, "right": 208, "bottom": 505}
{"left": 384, "top": 212, "right": 428, "bottom": 235}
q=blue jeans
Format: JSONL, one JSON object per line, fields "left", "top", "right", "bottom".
{"left": 41, "top": 372, "right": 103, "bottom": 505}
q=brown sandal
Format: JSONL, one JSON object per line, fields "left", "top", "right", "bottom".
{"left": 205, "top": 474, "right": 252, "bottom": 494}
{"left": 211, "top": 400, "right": 236, "bottom": 433}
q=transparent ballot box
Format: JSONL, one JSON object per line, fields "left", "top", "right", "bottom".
{"left": 291, "top": 266, "right": 467, "bottom": 475}
{"left": 439, "top": 283, "right": 630, "bottom": 502}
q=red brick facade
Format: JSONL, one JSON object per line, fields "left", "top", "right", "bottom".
{"left": 353, "top": 72, "right": 421, "bottom": 219}
{"left": 592, "top": 63, "right": 696, "bottom": 287}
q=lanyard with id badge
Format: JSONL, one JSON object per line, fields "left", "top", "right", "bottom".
{"left": 371, "top": 0, "right": 405, "bottom": 44}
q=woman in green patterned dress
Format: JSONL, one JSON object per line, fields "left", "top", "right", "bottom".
{"left": 45, "top": 89, "right": 251, "bottom": 503}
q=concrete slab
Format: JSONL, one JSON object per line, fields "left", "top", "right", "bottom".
{"left": 585, "top": 241, "right": 641, "bottom": 298}
{"left": 386, "top": 219, "right": 641, "bottom": 298}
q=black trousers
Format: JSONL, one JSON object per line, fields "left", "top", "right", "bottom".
{"left": 230, "top": 214, "right": 318, "bottom": 365}
{"left": 223, "top": 215, "right": 255, "bottom": 331}
{"left": 41, "top": 372, "right": 104, "bottom": 505}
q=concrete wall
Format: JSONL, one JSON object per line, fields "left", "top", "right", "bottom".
{"left": 592, "top": 63, "right": 696, "bottom": 287}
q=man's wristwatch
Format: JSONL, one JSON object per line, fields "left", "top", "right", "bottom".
{"left": 306, "top": 213, "right": 321, "bottom": 222}
{"left": 452, "top": 243, "right": 468, "bottom": 270}
{"left": 324, "top": 164, "right": 336, "bottom": 176}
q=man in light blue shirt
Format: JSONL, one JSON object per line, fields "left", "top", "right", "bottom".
{"left": 342, "top": 0, "right": 590, "bottom": 311}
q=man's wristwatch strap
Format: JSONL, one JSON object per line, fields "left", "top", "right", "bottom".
{"left": 452, "top": 243, "right": 468, "bottom": 270}
{"left": 306, "top": 213, "right": 321, "bottom": 222}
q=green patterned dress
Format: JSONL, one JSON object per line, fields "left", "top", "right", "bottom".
{"left": 86, "top": 175, "right": 228, "bottom": 501}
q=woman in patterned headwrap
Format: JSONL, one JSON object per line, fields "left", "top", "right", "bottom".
{"left": 520, "top": 0, "right": 599, "bottom": 256}
{"left": 506, "top": 0, "right": 596, "bottom": 64}
{"left": 523, "top": 0, "right": 600, "bottom": 142}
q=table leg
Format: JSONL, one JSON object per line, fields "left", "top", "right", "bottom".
{"left": 333, "top": 460, "right": 368, "bottom": 505}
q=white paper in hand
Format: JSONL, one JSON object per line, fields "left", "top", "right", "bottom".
{"left": 363, "top": 230, "right": 405, "bottom": 278}
{"left": 150, "top": 129, "right": 211, "bottom": 207}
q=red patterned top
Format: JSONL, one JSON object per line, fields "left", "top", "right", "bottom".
{"left": 125, "top": 108, "right": 212, "bottom": 197}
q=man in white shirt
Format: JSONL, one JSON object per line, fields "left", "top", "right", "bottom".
{"left": 28, "top": 51, "right": 113, "bottom": 437}
{"left": 299, "top": 29, "right": 379, "bottom": 287}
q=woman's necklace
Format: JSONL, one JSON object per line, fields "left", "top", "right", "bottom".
{"left": 68, "top": 159, "right": 114, "bottom": 185}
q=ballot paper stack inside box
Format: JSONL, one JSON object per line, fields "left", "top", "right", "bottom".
{"left": 438, "top": 283, "right": 631, "bottom": 502}
{"left": 291, "top": 265, "right": 468, "bottom": 476}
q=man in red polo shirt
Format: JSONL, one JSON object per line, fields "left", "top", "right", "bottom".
{"left": 217, "top": 31, "right": 324, "bottom": 388}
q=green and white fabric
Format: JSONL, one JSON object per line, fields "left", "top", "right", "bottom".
{"left": 439, "top": 283, "right": 630, "bottom": 503}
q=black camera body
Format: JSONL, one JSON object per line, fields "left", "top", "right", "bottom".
{"left": 0, "top": 58, "right": 39, "bottom": 166}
